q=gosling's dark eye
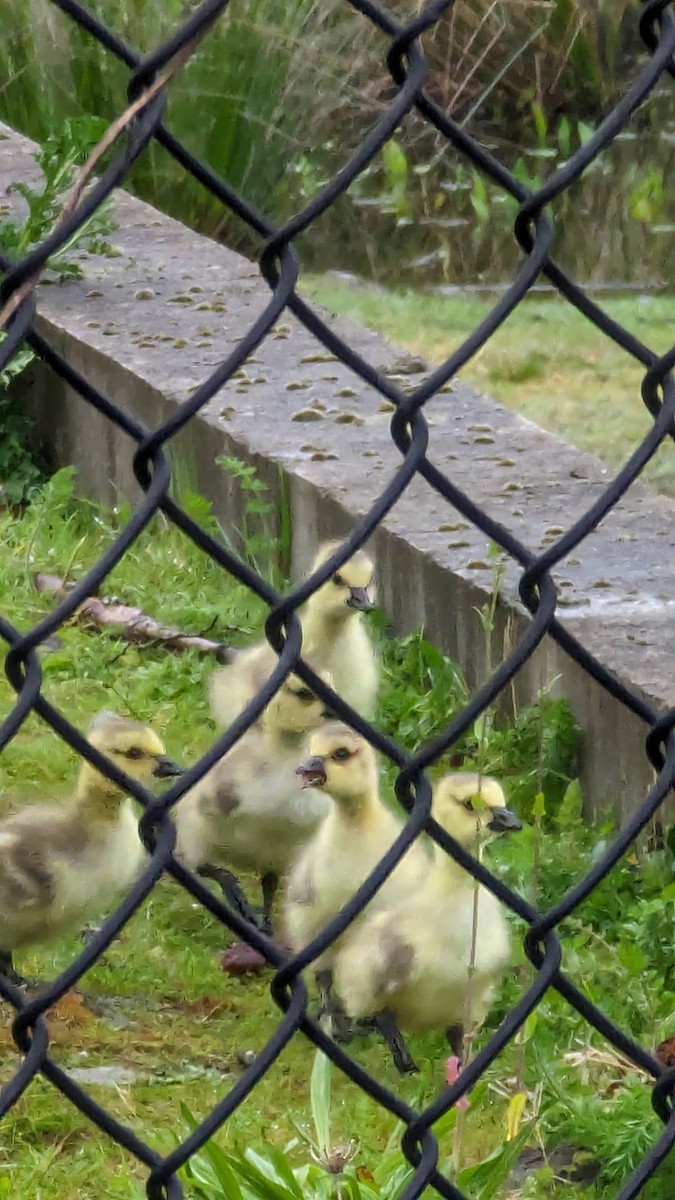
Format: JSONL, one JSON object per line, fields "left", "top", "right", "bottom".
{"left": 126, "top": 747, "right": 144, "bottom": 761}
{"left": 462, "top": 799, "right": 474, "bottom": 811}
{"left": 332, "top": 573, "right": 344, "bottom": 586}
{"left": 296, "top": 687, "right": 314, "bottom": 703}
{"left": 332, "top": 747, "right": 351, "bottom": 761}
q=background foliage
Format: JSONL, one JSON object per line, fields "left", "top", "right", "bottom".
{"left": 0, "top": 0, "right": 673, "bottom": 285}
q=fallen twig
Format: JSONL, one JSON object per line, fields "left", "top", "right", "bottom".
{"left": 562, "top": 1046, "right": 650, "bottom": 1079}
{"left": 34, "top": 572, "right": 234, "bottom": 663}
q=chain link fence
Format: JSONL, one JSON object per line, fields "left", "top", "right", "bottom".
{"left": 1, "top": 1, "right": 675, "bottom": 1197}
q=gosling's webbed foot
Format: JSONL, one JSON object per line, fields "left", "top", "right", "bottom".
{"left": 325, "top": 1010, "right": 359, "bottom": 1044}
{"left": 314, "top": 1001, "right": 379, "bottom": 1043}
{"left": 392, "top": 1043, "right": 419, "bottom": 1074}
{"left": 375, "top": 1010, "right": 419, "bottom": 1075}
{"left": 314, "top": 968, "right": 357, "bottom": 1041}
{"left": 323, "top": 1013, "right": 379, "bottom": 1044}
{"left": 391, "top": 1042, "right": 419, "bottom": 1075}
{"left": 313, "top": 969, "right": 379, "bottom": 1043}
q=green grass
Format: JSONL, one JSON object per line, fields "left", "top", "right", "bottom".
{"left": 0, "top": 470, "right": 673, "bottom": 1199}
{"left": 300, "top": 280, "right": 675, "bottom": 496}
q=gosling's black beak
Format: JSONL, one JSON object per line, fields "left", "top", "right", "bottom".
{"left": 487, "top": 807, "right": 522, "bottom": 833}
{"left": 347, "top": 586, "right": 375, "bottom": 611}
{"left": 321, "top": 707, "right": 335, "bottom": 719}
{"left": 296, "top": 756, "right": 327, "bottom": 789}
{"left": 153, "top": 756, "right": 184, "bottom": 779}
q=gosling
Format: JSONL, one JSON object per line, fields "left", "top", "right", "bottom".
{"left": 284, "top": 723, "right": 430, "bottom": 1064}
{"left": 175, "top": 672, "right": 332, "bottom": 937}
{"left": 0, "top": 711, "right": 182, "bottom": 986}
{"left": 334, "top": 772, "right": 522, "bottom": 1073}
{"left": 209, "top": 541, "right": 378, "bottom": 725}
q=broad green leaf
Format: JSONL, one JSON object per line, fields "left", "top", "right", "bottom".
{"left": 531, "top": 100, "right": 548, "bottom": 143}
{"left": 515, "top": 1010, "right": 538, "bottom": 1045}
{"left": 237, "top": 1149, "right": 299, "bottom": 1200}
{"left": 264, "top": 1147, "right": 304, "bottom": 1199}
{"left": 555, "top": 778, "right": 583, "bottom": 828}
{"left": 532, "top": 791, "right": 546, "bottom": 818}
{"left": 617, "top": 941, "right": 648, "bottom": 975}
{"left": 202, "top": 1145, "right": 246, "bottom": 1199}
{"left": 381, "top": 140, "right": 408, "bottom": 190}
{"left": 505, "top": 1091, "right": 527, "bottom": 1140}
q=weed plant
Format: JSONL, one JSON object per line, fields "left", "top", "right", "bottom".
{"left": 0, "top": 116, "right": 118, "bottom": 504}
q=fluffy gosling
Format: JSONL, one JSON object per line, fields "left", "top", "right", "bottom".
{"left": 175, "top": 672, "right": 332, "bottom": 937}
{"left": 209, "top": 541, "right": 378, "bottom": 726}
{"left": 334, "top": 772, "right": 521, "bottom": 1072}
{"left": 0, "top": 712, "right": 182, "bottom": 986}
{"left": 284, "top": 723, "right": 430, "bottom": 1063}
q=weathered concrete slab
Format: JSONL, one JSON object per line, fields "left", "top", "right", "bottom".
{"left": 1, "top": 122, "right": 673, "bottom": 822}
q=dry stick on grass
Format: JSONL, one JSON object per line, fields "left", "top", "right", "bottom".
{"left": 0, "top": 24, "right": 212, "bottom": 331}
{"left": 33, "top": 572, "right": 234, "bottom": 663}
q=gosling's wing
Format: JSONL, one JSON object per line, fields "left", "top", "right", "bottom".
{"left": 200, "top": 727, "right": 276, "bottom": 821}
{"left": 337, "top": 913, "right": 416, "bottom": 1018}
{"left": 0, "top": 817, "right": 61, "bottom": 911}
{"left": 370, "top": 917, "right": 416, "bottom": 1001}
{"left": 202, "top": 752, "right": 243, "bottom": 819}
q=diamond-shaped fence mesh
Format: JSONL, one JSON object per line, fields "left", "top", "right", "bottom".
{"left": 1, "top": 1, "right": 675, "bottom": 1197}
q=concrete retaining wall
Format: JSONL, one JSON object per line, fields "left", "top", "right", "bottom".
{"left": 2, "top": 121, "right": 673, "bottom": 823}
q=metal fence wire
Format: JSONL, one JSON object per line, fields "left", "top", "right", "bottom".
{"left": 1, "top": 0, "right": 675, "bottom": 1197}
